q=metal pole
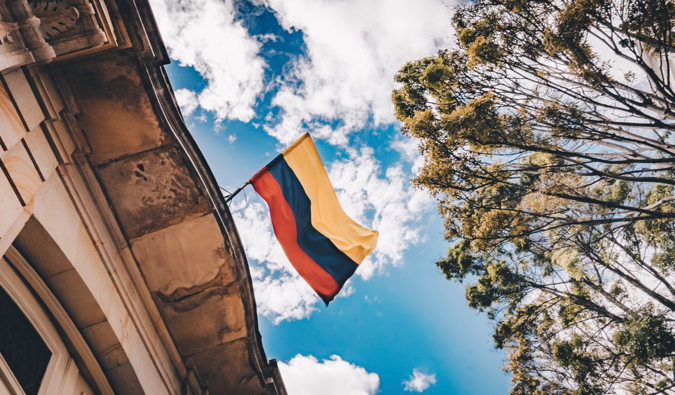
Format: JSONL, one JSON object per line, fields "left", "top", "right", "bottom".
{"left": 224, "top": 180, "right": 251, "bottom": 204}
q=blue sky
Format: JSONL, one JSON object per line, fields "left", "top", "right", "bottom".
{"left": 152, "top": 0, "right": 510, "bottom": 393}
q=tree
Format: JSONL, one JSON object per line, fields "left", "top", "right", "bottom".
{"left": 392, "top": 0, "right": 675, "bottom": 393}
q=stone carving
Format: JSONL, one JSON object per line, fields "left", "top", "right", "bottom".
{"left": 0, "top": 0, "right": 51, "bottom": 71}
{"left": 0, "top": 19, "right": 19, "bottom": 43}
{"left": 0, "top": 0, "right": 108, "bottom": 72}
{"left": 29, "top": 0, "right": 79, "bottom": 39}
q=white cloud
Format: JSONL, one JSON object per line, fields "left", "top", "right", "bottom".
{"left": 403, "top": 369, "right": 437, "bottom": 393}
{"left": 174, "top": 88, "right": 199, "bottom": 117}
{"left": 250, "top": 272, "right": 321, "bottom": 323}
{"left": 150, "top": 0, "right": 266, "bottom": 122}
{"left": 154, "top": 0, "right": 456, "bottom": 145}
{"left": 255, "top": 32, "right": 280, "bottom": 43}
{"left": 391, "top": 136, "right": 425, "bottom": 175}
{"left": 261, "top": 0, "right": 456, "bottom": 146}
{"left": 279, "top": 355, "right": 380, "bottom": 395}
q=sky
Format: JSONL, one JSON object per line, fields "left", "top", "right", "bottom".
{"left": 149, "top": 0, "right": 511, "bottom": 393}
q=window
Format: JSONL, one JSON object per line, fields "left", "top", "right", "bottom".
{"left": 0, "top": 287, "right": 52, "bottom": 395}
{"left": 0, "top": 257, "right": 95, "bottom": 395}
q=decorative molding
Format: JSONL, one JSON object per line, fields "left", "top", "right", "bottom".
{"left": 0, "top": 19, "right": 19, "bottom": 41}
{"left": 29, "top": 1, "right": 79, "bottom": 39}
{"left": 3, "top": 248, "right": 114, "bottom": 394}
{"left": 0, "top": 255, "right": 95, "bottom": 394}
{"left": 0, "top": 0, "right": 112, "bottom": 73}
{"left": 56, "top": 158, "right": 184, "bottom": 394}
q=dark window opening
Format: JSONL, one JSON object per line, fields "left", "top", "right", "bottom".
{"left": 0, "top": 286, "right": 52, "bottom": 395}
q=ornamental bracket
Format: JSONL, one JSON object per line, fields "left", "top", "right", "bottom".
{"left": 0, "top": 0, "right": 113, "bottom": 72}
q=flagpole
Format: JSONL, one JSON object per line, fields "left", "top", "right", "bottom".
{"left": 222, "top": 133, "right": 309, "bottom": 205}
{"left": 223, "top": 180, "right": 251, "bottom": 204}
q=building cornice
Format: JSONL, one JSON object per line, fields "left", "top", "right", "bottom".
{"left": 0, "top": 0, "right": 287, "bottom": 391}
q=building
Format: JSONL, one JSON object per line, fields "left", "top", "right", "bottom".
{"left": 0, "top": 0, "right": 286, "bottom": 393}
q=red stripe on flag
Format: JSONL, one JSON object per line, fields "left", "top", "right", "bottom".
{"left": 252, "top": 169, "right": 340, "bottom": 303}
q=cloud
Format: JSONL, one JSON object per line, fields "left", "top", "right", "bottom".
{"left": 150, "top": 0, "right": 266, "bottom": 122}
{"left": 261, "top": 0, "right": 456, "bottom": 146}
{"left": 250, "top": 272, "right": 321, "bottom": 323}
{"left": 391, "top": 135, "right": 426, "bottom": 175}
{"left": 403, "top": 369, "right": 437, "bottom": 392}
{"left": 279, "top": 355, "right": 380, "bottom": 395}
{"left": 174, "top": 88, "right": 199, "bottom": 117}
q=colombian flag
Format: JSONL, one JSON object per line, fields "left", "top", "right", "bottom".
{"left": 251, "top": 133, "right": 378, "bottom": 304}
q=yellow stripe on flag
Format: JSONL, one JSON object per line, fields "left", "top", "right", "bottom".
{"left": 282, "top": 133, "right": 378, "bottom": 264}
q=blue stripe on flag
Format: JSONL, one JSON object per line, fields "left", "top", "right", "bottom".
{"left": 267, "top": 158, "right": 358, "bottom": 286}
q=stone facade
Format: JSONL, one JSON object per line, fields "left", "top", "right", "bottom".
{"left": 0, "top": 0, "right": 286, "bottom": 393}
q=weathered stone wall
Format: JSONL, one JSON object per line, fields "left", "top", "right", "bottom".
{"left": 0, "top": 65, "right": 188, "bottom": 394}
{"left": 0, "top": 0, "right": 287, "bottom": 391}
{"left": 0, "top": 20, "right": 285, "bottom": 394}
{"left": 59, "top": 48, "right": 279, "bottom": 394}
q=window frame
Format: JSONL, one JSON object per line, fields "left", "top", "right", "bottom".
{"left": 0, "top": 256, "right": 79, "bottom": 395}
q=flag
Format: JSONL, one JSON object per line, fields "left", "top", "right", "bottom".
{"left": 250, "top": 133, "right": 378, "bottom": 304}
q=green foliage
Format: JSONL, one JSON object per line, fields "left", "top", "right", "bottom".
{"left": 614, "top": 314, "right": 675, "bottom": 365}
{"left": 394, "top": 0, "right": 675, "bottom": 393}
{"left": 552, "top": 336, "right": 597, "bottom": 386}
{"left": 436, "top": 240, "right": 484, "bottom": 281}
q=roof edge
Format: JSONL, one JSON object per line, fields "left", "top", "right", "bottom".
{"left": 117, "top": 0, "right": 287, "bottom": 392}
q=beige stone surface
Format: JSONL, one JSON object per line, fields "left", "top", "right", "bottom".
{"left": 186, "top": 338, "right": 266, "bottom": 394}
{"left": 158, "top": 285, "right": 248, "bottom": 357}
{"left": 102, "top": 363, "right": 144, "bottom": 394}
{"left": 13, "top": 216, "right": 74, "bottom": 277}
{"left": 80, "top": 321, "right": 130, "bottom": 370}
{"left": 32, "top": 69, "right": 64, "bottom": 118}
{"left": 113, "top": 247, "right": 186, "bottom": 392}
{"left": 0, "top": 2, "right": 286, "bottom": 390}
{"left": 55, "top": 159, "right": 187, "bottom": 394}
{"left": 131, "top": 213, "right": 237, "bottom": 295}
{"left": 14, "top": 213, "right": 166, "bottom": 394}
{"left": 0, "top": 211, "right": 30, "bottom": 262}
{"left": 27, "top": 172, "right": 168, "bottom": 388}
{"left": 3, "top": 69, "right": 44, "bottom": 132}
{"left": 1, "top": 141, "right": 43, "bottom": 204}
{"left": 32, "top": 173, "right": 84, "bottom": 263}
{"left": 72, "top": 224, "right": 117, "bottom": 313}
{"left": 14, "top": 211, "right": 169, "bottom": 394}
{"left": 122, "top": 319, "right": 170, "bottom": 393}
{"left": 103, "top": 288, "right": 130, "bottom": 341}
{"left": 51, "top": 116, "right": 77, "bottom": 159}
{"left": 63, "top": 53, "right": 167, "bottom": 165}
{"left": 45, "top": 268, "right": 108, "bottom": 328}
{"left": 0, "top": 80, "right": 26, "bottom": 150}
{"left": 24, "top": 127, "right": 58, "bottom": 181}
{"left": 0, "top": 172, "right": 23, "bottom": 237}
{"left": 97, "top": 146, "right": 211, "bottom": 239}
